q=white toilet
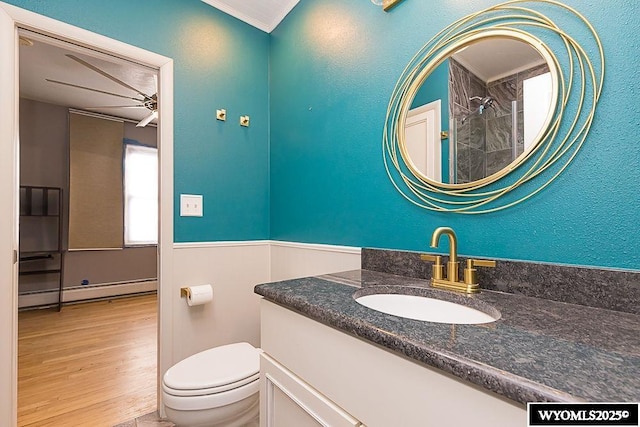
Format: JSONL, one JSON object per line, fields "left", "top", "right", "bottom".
{"left": 162, "top": 342, "right": 261, "bottom": 427}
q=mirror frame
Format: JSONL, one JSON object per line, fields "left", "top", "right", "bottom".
{"left": 383, "top": 0, "right": 604, "bottom": 214}
{"left": 398, "top": 29, "right": 559, "bottom": 189}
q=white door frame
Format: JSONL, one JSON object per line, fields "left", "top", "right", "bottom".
{"left": 0, "top": 2, "right": 174, "bottom": 424}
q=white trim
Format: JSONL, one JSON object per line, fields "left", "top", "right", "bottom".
{"left": 201, "top": 0, "right": 270, "bottom": 32}
{"left": 264, "top": 0, "right": 300, "bottom": 32}
{"left": 0, "top": 1, "right": 174, "bottom": 423}
{"left": 200, "top": 0, "right": 299, "bottom": 33}
{"left": 270, "top": 241, "right": 361, "bottom": 255}
{"left": 0, "top": 5, "right": 19, "bottom": 425}
{"left": 173, "top": 240, "right": 361, "bottom": 255}
{"left": 173, "top": 240, "right": 272, "bottom": 249}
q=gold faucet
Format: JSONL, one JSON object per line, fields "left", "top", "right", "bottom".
{"left": 431, "top": 227, "right": 459, "bottom": 287}
{"left": 420, "top": 227, "right": 496, "bottom": 294}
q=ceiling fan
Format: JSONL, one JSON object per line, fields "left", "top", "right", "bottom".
{"left": 46, "top": 54, "right": 158, "bottom": 127}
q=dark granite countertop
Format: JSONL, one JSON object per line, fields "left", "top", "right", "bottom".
{"left": 254, "top": 269, "right": 640, "bottom": 405}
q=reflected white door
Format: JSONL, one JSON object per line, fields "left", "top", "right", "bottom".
{"left": 405, "top": 100, "right": 442, "bottom": 182}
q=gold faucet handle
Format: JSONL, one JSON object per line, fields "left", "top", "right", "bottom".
{"left": 463, "top": 259, "right": 496, "bottom": 285}
{"left": 420, "top": 254, "right": 444, "bottom": 280}
{"left": 470, "top": 259, "right": 496, "bottom": 268}
{"left": 420, "top": 254, "right": 441, "bottom": 263}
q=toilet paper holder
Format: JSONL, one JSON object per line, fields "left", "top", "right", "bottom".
{"left": 180, "top": 284, "right": 214, "bottom": 306}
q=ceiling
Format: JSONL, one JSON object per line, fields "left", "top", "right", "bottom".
{"left": 201, "top": 0, "right": 300, "bottom": 33}
{"left": 19, "top": 31, "right": 158, "bottom": 125}
{"left": 453, "top": 38, "right": 547, "bottom": 83}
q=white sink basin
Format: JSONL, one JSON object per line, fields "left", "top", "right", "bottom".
{"left": 355, "top": 293, "right": 499, "bottom": 324}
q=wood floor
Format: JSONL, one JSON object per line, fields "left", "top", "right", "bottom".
{"left": 18, "top": 294, "right": 158, "bottom": 427}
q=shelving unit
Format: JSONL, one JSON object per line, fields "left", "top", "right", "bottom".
{"left": 19, "top": 186, "right": 65, "bottom": 311}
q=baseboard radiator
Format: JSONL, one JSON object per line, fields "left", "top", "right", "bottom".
{"left": 18, "top": 279, "right": 157, "bottom": 309}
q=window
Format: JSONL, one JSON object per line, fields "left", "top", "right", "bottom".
{"left": 124, "top": 144, "right": 158, "bottom": 245}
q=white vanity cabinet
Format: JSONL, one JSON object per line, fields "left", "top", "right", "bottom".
{"left": 259, "top": 299, "right": 526, "bottom": 427}
{"left": 261, "top": 353, "right": 363, "bottom": 427}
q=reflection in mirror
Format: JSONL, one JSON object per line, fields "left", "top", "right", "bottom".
{"left": 406, "top": 37, "right": 553, "bottom": 184}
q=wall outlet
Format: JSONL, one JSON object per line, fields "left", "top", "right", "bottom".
{"left": 180, "top": 194, "right": 203, "bottom": 217}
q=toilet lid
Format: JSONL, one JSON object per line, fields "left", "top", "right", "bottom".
{"left": 163, "top": 342, "right": 261, "bottom": 392}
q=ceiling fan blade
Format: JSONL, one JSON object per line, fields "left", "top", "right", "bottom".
{"left": 136, "top": 110, "right": 158, "bottom": 128}
{"left": 84, "top": 105, "right": 147, "bottom": 109}
{"left": 46, "top": 79, "right": 145, "bottom": 102}
{"left": 66, "top": 54, "right": 152, "bottom": 99}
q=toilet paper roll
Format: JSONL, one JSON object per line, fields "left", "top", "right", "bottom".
{"left": 186, "top": 284, "right": 213, "bottom": 306}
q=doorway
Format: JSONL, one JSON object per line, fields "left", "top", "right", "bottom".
{"left": 17, "top": 31, "right": 159, "bottom": 425}
{"left": 0, "top": 3, "right": 174, "bottom": 425}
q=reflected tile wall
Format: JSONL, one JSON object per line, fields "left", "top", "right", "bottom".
{"left": 486, "top": 115, "right": 512, "bottom": 152}
{"left": 450, "top": 59, "right": 486, "bottom": 183}
{"left": 456, "top": 142, "right": 470, "bottom": 184}
{"left": 449, "top": 60, "right": 472, "bottom": 110}
{"left": 487, "top": 149, "right": 513, "bottom": 176}
{"left": 488, "top": 76, "right": 517, "bottom": 118}
{"left": 450, "top": 60, "right": 552, "bottom": 183}
{"left": 469, "top": 147, "right": 486, "bottom": 182}
{"left": 469, "top": 116, "right": 486, "bottom": 150}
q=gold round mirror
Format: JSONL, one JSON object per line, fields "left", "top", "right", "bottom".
{"left": 398, "top": 31, "right": 558, "bottom": 188}
{"left": 383, "top": 0, "right": 604, "bottom": 214}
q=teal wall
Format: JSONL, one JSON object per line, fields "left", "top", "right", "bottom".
{"left": 7, "top": 0, "right": 639, "bottom": 270}
{"left": 6, "top": 0, "right": 270, "bottom": 242}
{"left": 270, "top": 0, "right": 640, "bottom": 270}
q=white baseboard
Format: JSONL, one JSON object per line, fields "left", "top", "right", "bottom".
{"left": 18, "top": 279, "right": 157, "bottom": 308}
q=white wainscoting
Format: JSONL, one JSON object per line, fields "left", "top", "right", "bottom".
{"left": 170, "top": 240, "right": 361, "bottom": 365}
{"left": 270, "top": 241, "right": 361, "bottom": 282}
{"left": 171, "top": 241, "right": 270, "bottom": 363}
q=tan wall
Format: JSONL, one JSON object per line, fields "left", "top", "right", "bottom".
{"left": 19, "top": 98, "right": 157, "bottom": 289}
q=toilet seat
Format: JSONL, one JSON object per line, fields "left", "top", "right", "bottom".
{"left": 163, "top": 371, "right": 260, "bottom": 397}
{"left": 163, "top": 376, "right": 259, "bottom": 411}
{"left": 162, "top": 342, "right": 261, "bottom": 411}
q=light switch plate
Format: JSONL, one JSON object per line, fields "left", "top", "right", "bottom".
{"left": 180, "top": 194, "right": 203, "bottom": 217}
